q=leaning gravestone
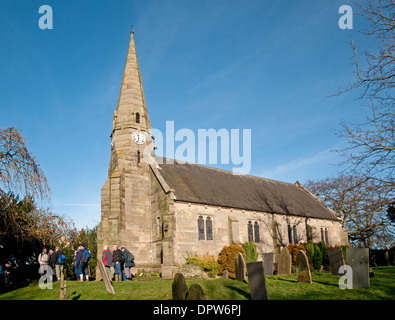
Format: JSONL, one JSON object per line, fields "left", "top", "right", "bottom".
{"left": 296, "top": 250, "right": 312, "bottom": 284}
{"left": 328, "top": 248, "right": 345, "bottom": 276}
{"left": 98, "top": 259, "right": 115, "bottom": 295}
{"left": 235, "top": 252, "right": 247, "bottom": 282}
{"left": 186, "top": 284, "right": 206, "bottom": 300}
{"left": 222, "top": 270, "right": 228, "bottom": 279}
{"left": 246, "top": 261, "right": 269, "bottom": 300}
{"left": 263, "top": 253, "right": 274, "bottom": 276}
{"left": 346, "top": 248, "right": 370, "bottom": 289}
{"left": 277, "top": 247, "right": 291, "bottom": 275}
{"left": 172, "top": 273, "right": 189, "bottom": 300}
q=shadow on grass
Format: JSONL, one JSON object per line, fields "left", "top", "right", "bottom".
{"left": 224, "top": 285, "right": 251, "bottom": 300}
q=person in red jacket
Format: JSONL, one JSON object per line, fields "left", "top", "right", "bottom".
{"left": 102, "top": 245, "right": 113, "bottom": 281}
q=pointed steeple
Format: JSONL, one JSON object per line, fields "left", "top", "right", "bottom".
{"left": 113, "top": 29, "right": 151, "bottom": 131}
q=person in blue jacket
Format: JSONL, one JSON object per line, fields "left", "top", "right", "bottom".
{"left": 79, "top": 243, "right": 91, "bottom": 282}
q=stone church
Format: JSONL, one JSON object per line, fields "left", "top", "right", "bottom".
{"left": 96, "top": 30, "right": 348, "bottom": 279}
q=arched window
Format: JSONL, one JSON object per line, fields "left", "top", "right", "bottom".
{"left": 206, "top": 217, "right": 213, "bottom": 240}
{"left": 293, "top": 225, "right": 298, "bottom": 244}
{"left": 136, "top": 112, "right": 140, "bottom": 123}
{"left": 198, "top": 216, "right": 205, "bottom": 240}
{"left": 137, "top": 151, "right": 141, "bottom": 163}
{"left": 254, "top": 222, "right": 260, "bottom": 243}
{"left": 248, "top": 221, "right": 253, "bottom": 242}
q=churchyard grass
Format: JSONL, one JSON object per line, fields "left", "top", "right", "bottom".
{"left": 0, "top": 266, "right": 393, "bottom": 300}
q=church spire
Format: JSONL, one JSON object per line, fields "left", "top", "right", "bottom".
{"left": 113, "top": 29, "right": 151, "bottom": 131}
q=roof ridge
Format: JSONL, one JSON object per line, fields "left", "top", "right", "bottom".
{"left": 155, "top": 155, "right": 298, "bottom": 187}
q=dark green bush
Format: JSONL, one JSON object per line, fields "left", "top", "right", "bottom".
{"left": 242, "top": 241, "right": 258, "bottom": 263}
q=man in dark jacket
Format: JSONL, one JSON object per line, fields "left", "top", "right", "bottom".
{"left": 75, "top": 247, "right": 84, "bottom": 281}
{"left": 80, "top": 243, "right": 91, "bottom": 281}
{"left": 102, "top": 245, "right": 113, "bottom": 281}
{"left": 112, "top": 244, "right": 123, "bottom": 281}
{"left": 121, "top": 247, "right": 134, "bottom": 281}
{"left": 52, "top": 247, "right": 66, "bottom": 281}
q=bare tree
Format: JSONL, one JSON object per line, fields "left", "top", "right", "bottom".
{"left": 334, "top": 0, "right": 394, "bottom": 189}
{"left": 305, "top": 175, "right": 394, "bottom": 248}
{"left": 0, "top": 127, "right": 51, "bottom": 202}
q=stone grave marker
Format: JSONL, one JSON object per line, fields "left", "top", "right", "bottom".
{"left": 235, "top": 252, "right": 247, "bottom": 282}
{"left": 328, "top": 248, "right": 345, "bottom": 276}
{"left": 222, "top": 270, "right": 228, "bottom": 278}
{"left": 98, "top": 259, "right": 115, "bottom": 295}
{"left": 246, "top": 261, "right": 269, "bottom": 300}
{"left": 263, "top": 252, "right": 274, "bottom": 276}
{"left": 296, "top": 250, "right": 312, "bottom": 284}
{"left": 277, "top": 247, "right": 291, "bottom": 275}
{"left": 172, "top": 273, "right": 189, "bottom": 300}
{"left": 186, "top": 284, "right": 206, "bottom": 300}
{"left": 346, "top": 248, "right": 370, "bottom": 289}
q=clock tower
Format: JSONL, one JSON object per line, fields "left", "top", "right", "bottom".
{"left": 97, "top": 29, "right": 160, "bottom": 274}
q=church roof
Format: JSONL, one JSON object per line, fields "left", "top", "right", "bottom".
{"left": 156, "top": 158, "right": 340, "bottom": 221}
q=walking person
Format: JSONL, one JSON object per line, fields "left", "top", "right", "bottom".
{"left": 112, "top": 244, "right": 124, "bottom": 281}
{"left": 121, "top": 247, "right": 134, "bottom": 281}
{"left": 102, "top": 245, "right": 113, "bottom": 281}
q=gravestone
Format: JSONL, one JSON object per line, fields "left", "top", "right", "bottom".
{"left": 277, "top": 247, "right": 291, "bottom": 275}
{"left": 98, "top": 259, "right": 115, "bottom": 295}
{"left": 186, "top": 284, "right": 205, "bottom": 300}
{"left": 246, "top": 261, "right": 269, "bottom": 300}
{"left": 235, "top": 252, "right": 247, "bottom": 282}
{"left": 346, "top": 248, "right": 370, "bottom": 289}
{"left": 328, "top": 248, "right": 345, "bottom": 276}
{"left": 222, "top": 270, "right": 228, "bottom": 278}
{"left": 296, "top": 250, "right": 312, "bottom": 284}
{"left": 263, "top": 253, "right": 274, "bottom": 276}
{"left": 172, "top": 273, "right": 189, "bottom": 300}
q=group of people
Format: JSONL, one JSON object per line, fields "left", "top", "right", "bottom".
{"left": 38, "top": 246, "right": 66, "bottom": 281}
{"left": 0, "top": 254, "right": 18, "bottom": 287}
{"left": 38, "top": 243, "right": 91, "bottom": 282}
{"left": 102, "top": 245, "right": 135, "bottom": 281}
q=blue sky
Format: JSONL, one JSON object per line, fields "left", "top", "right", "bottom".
{"left": 0, "top": 0, "right": 371, "bottom": 229}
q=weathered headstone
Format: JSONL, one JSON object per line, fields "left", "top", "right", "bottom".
{"left": 222, "top": 270, "right": 228, "bottom": 278}
{"left": 235, "top": 252, "right": 246, "bottom": 282}
{"left": 263, "top": 253, "right": 274, "bottom": 276}
{"left": 346, "top": 248, "right": 370, "bottom": 289}
{"left": 246, "top": 261, "right": 269, "bottom": 300}
{"left": 328, "top": 248, "right": 345, "bottom": 276}
{"left": 172, "top": 273, "right": 189, "bottom": 300}
{"left": 98, "top": 259, "right": 115, "bottom": 294}
{"left": 186, "top": 284, "right": 206, "bottom": 300}
{"left": 296, "top": 250, "right": 312, "bottom": 284}
{"left": 277, "top": 247, "right": 291, "bottom": 275}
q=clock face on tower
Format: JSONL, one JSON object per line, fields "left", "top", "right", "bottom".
{"left": 132, "top": 131, "right": 145, "bottom": 145}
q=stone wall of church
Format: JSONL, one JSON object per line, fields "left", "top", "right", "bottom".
{"left": 172, "top": 201, "right": 348, "bottom": 265}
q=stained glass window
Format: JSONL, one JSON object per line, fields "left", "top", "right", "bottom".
{"left": 206, "top": 217, "right": 213, "bottom": 240}
{"left": 248, "top": 221, "right": 253, "bottom": 242}
{"left": 198, "top": 216, "right": 205, "bottom": 240}
{"left": 254, "top": 222, "right": 260, "bottom": 243}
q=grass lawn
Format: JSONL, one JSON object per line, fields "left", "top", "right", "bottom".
{"left": 0, "top": 266, "right": 393, "bottom": 300}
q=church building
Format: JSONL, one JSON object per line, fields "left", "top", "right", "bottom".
{"left": 96, "top": 30, "right": 349, "bottom": 279}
